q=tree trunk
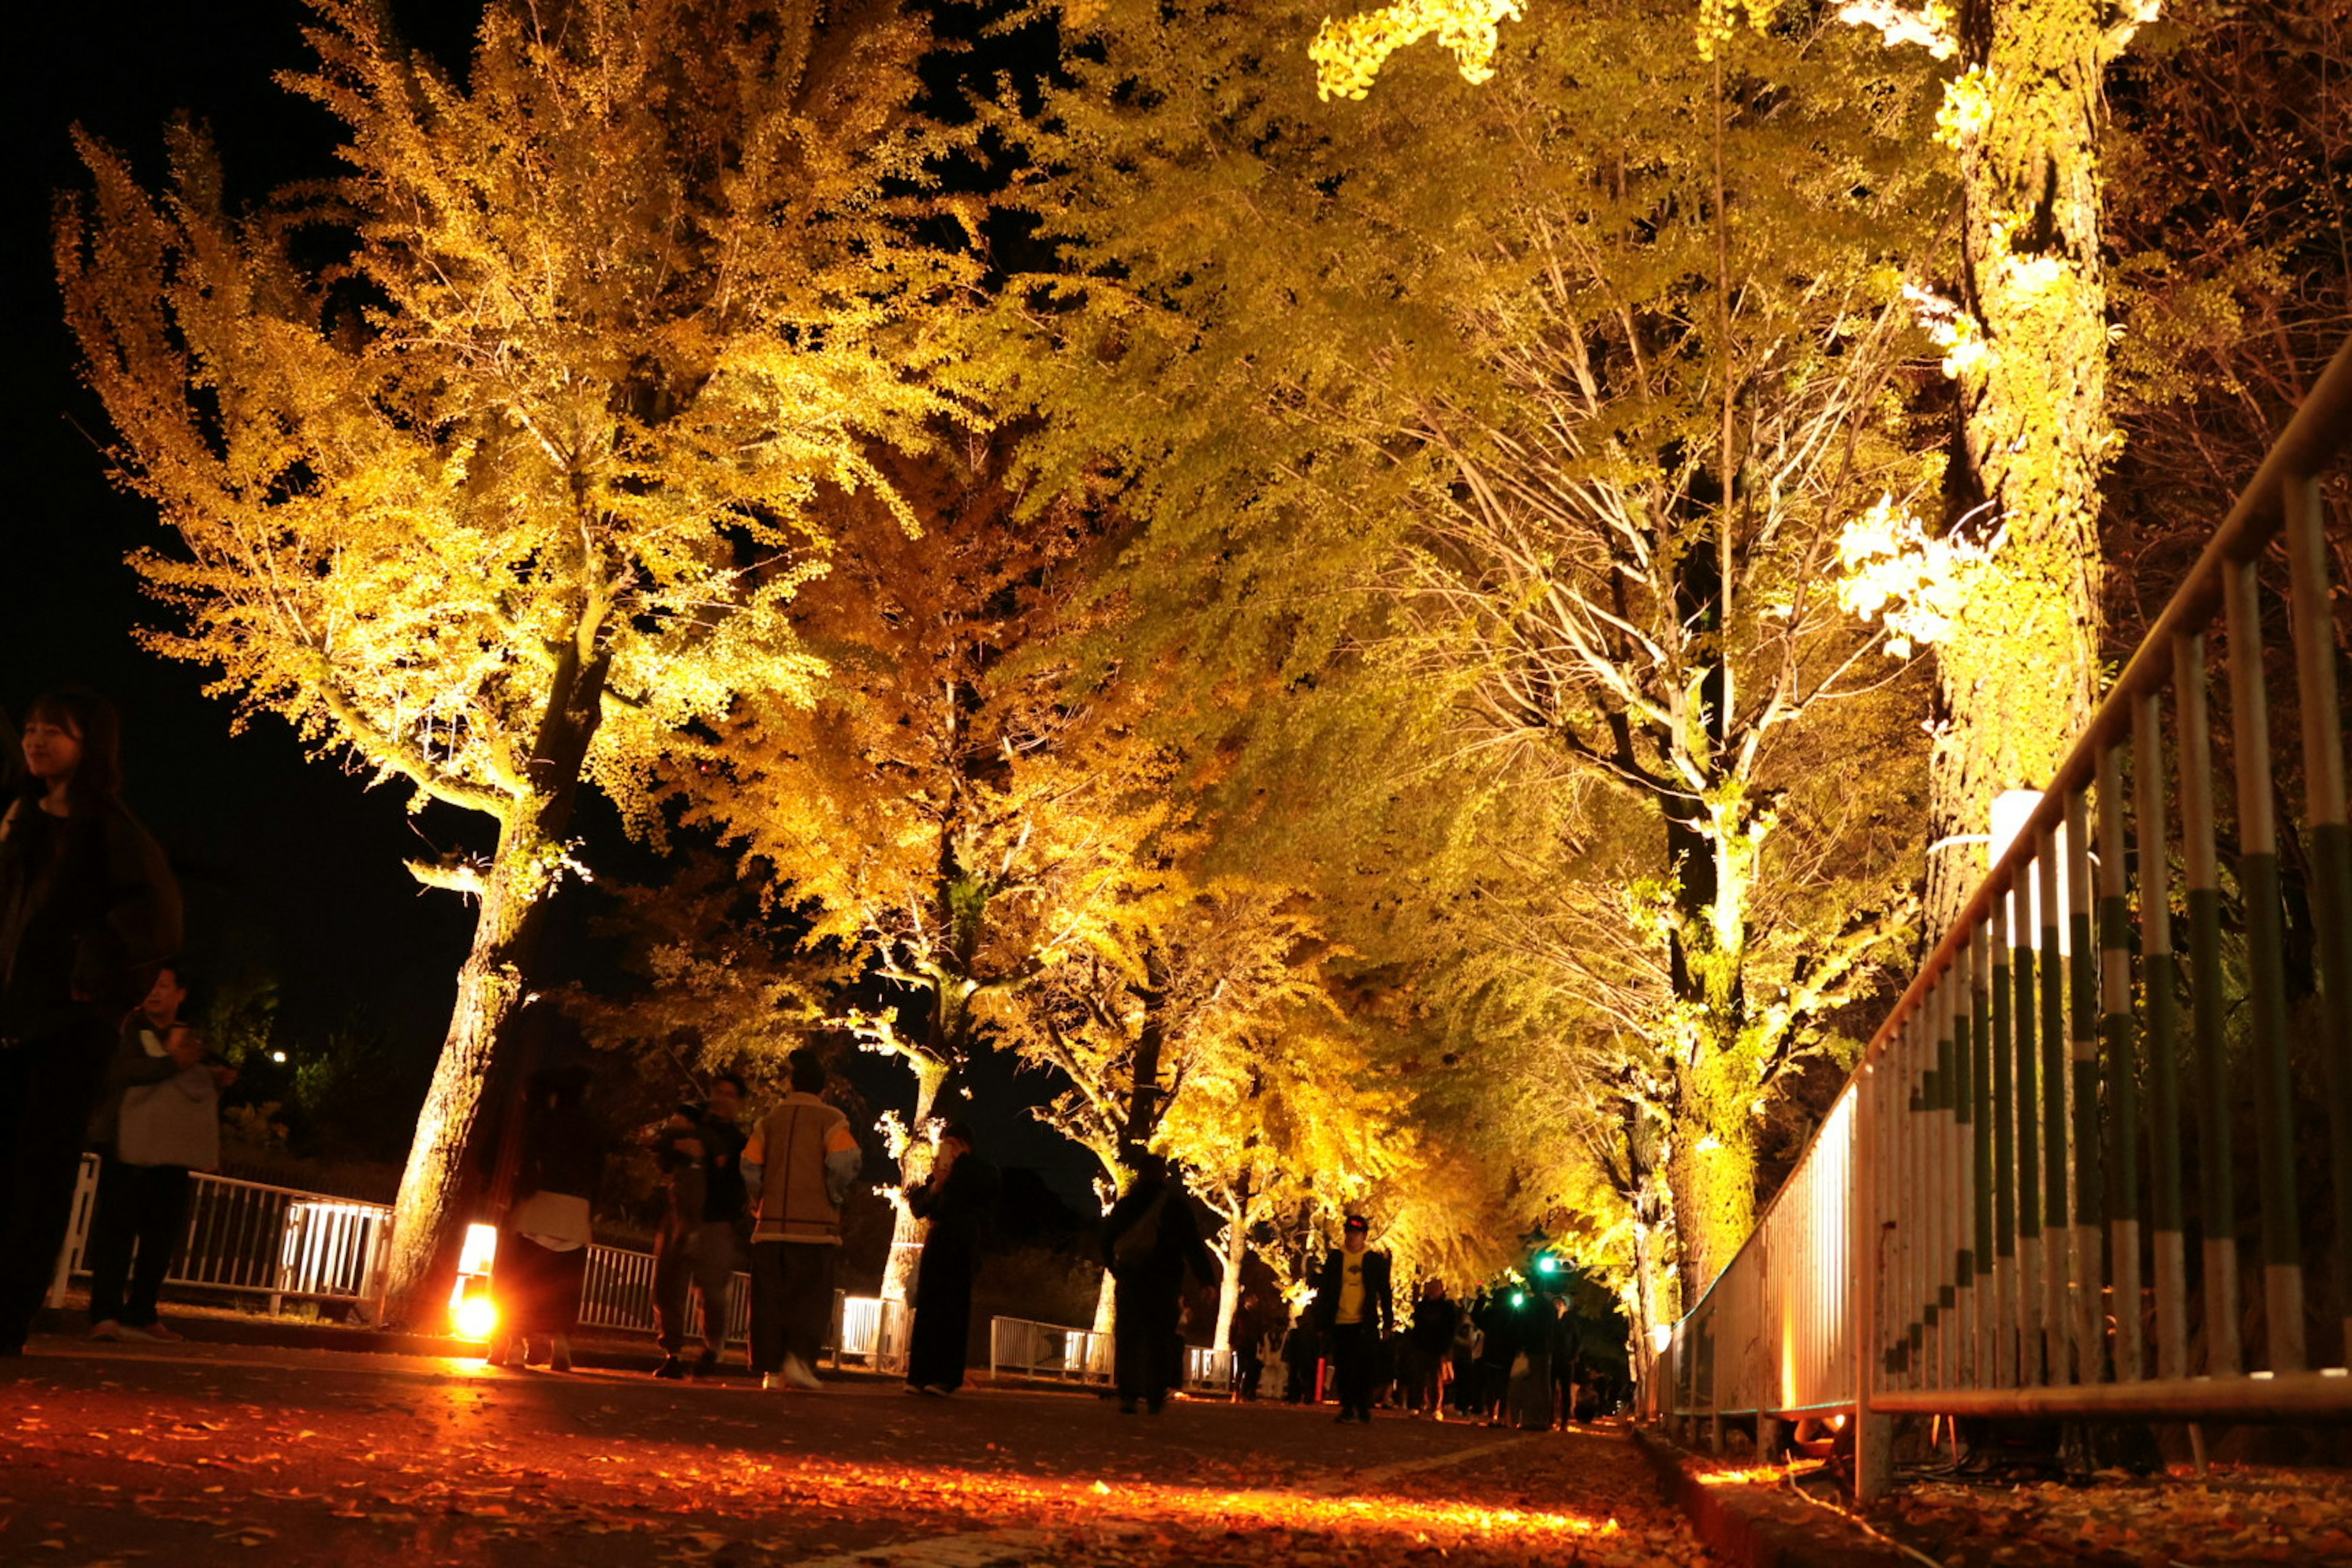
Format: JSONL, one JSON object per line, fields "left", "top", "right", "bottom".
{"left": 883, "top": 1053, "right": 952, "bottom": 1303}
{"left": 381, "top": 641, "right": 609, "bottom": 1327}
{"left": 1212, "top": 1209, "right": 1247, "bottom": 1359}
{"left": 1091, "top": 1265, "right": 1116, "bottom": 1336}
{"left": 1927, "top": 0, "right": 2109, "bottom": 934}
{"left": 1660, "top": 772, "right": 1761, "bottom": 1301}
{"left": 1626, "top": 1153, "right": 1675, "bottom": 1397}
{"left": 1665, "top": 1089, "right": 1757, "bottom": 1304}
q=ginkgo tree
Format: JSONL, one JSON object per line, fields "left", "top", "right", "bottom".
{"left": 1311, "top": 0, "right": 2161, "bottom": 932}
{"left": 1014, "top": 876, "right": 1393, "bottom": 1341}
{"left": 679, "top": 439, "right": 1178, "bottom": 1299}
{"left": 1006, "top": 0, "right": 1944, "bottom": 1296}
{"left": 57, "top": 0, "right": 982, "bottom": 1316}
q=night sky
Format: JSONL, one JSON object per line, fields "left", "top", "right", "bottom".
{"left": 4, "top": 0, "right": 1095, "bottom": 1209}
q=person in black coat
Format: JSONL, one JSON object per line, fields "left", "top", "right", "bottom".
{"left": 1310, "top": 1215, "right": 1395, "bottom": 1423}
{"left": 1404, "top": 1277, "right": 1460, "bottom": 1417}
{"left": 1099, "top": 1154, "right": 1218, "bottom": 1415}
{"left": 490, "top": 1066, "right": 603, "bottom": 1371}
{"left": 904, "top": 1121, "right": 998, "bottom": 1396}
{"left": 0, "top": 688, "right": 180, "bottom": 1355}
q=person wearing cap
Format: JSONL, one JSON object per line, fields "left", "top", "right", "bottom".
{"left": 1310, "top": 1214, "right": 1394, "bottom": 1423}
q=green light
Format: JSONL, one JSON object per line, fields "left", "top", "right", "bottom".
{"left": 1535, "top": 1255, "right": 1560, "bottom": 1275}
{"left": 1511, "top": 1289, "right": 1526, "bottom": 1307}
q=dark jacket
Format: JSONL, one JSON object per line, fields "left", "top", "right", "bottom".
{"left": 909, "top": 1150, "right": 999, "bottom": 1254}
{"left": 654, "top": 1108, "right": 748, "bottom": 1227}
{"left": 0, "top": 798, "right": 181, "bottom": 1045}
{"left": 1310, "top": 1245, "right": 1395, "bottom": 1336}
{"left": 1100, "top": 1170, "right": 1218, "bottom": 1285}
{"left": 519, "top": 1101, "right": 604, "bottom": 1204}
{"left": 1409, "top": 1291, "right": 1461, "bottom": 1356}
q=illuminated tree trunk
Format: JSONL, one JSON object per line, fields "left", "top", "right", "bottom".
{"left": 1926, "top": 0, "right": 2110, "bottom": 932}
{"left": 1657, "top": 687, "right": 1762, "bottom": 1298}
{"left": 382, "top": 640, "right": 609, "bottom": 1326}
{"left": 1210, "top": 1194, "right": 1250, "bottom": 1359}
{"left": 883, "top": 1054, "right": 952, "bottom": 1303}
{"left": 1092, "top": 1261, "right": 1117, "bottom": 1336}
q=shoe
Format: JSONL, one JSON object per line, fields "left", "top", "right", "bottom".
{"left": 780, "top": 1354, "right": 822, "bottom": 1392}
{"left": 89, "top": 1321, "right": 125, "bottom": 1341}
{"left": 692, "top": 1349, "right": 720, "bottom": 1379}
{"left": 550, "top": 1338, "right": 574, "bottom": 1373}
{"left": 111, "top": 1323, "right": 160, "bottom": 1342}
{"left": 484, "top": 1333, "right": 516, "bottom": 1368}
{"left": 1145, "top": 1399, "right": 1164, "bottom": 1416}
{"left": 1334, "top": 1411, "right": 1356, "bottom": 1423}
{"left": 141, "top": 1322, "right": 186, "bottom": 1343}
{"left": 761, "top": 1372, "right": 788, "bottom": 1392}
{"left": 654, "top": 1356, "right": 688, "bottom": 1381}
{"left": 1118, "top": 1400, "right": 1138, "bottom": 1415}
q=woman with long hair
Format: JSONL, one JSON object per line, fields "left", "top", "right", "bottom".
{"left": 0, "top": 687, "right": 181, "bottom": 1354}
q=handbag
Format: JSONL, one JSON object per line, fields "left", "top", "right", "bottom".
{"left": 117, "top": 1067, "right": 220, "bottom": 1170}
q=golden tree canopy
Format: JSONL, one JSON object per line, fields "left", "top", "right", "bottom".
{"left": 58, "top": 0, "right": 984, "bottom": 849}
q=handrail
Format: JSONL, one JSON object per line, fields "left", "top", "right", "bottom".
{"left": 1877, "top": 329, "right": 2352, "bottom": 1079}
{"left": 1654, "top": 331, "right": 2352, "bottom": 1498}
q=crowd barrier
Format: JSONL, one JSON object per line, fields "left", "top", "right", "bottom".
{"left": 1653, "top": 333, "right": 2352, "bottom": 1496}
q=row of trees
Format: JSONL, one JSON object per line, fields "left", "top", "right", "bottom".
{"left": 56, "top": 0, "right": 2348, "bottom": 1355}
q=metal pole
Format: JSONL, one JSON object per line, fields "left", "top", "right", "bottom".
{"left": 2223, "top": 557, "right": 2305, "bottom": 1375}
{"left": 2067, "top": 787, "right": 2106, "bottom": 1382}
{"left": 2176, "top": 631, "right": 2241, "bottom": 1377}
{"left": 2037, "top": 828, "right": 2072, "bottom": 1384}
{"left": 2283, "top": 470, "right": 2352, "bottom": 1365}
{"left": 1854, "top": 1059, "right": 1893, "bottom": 1501}
{"left": 2097, "top": 745, "right": 2144, "bottom": 1382}
{"left": 2133, "top": 692, "right": 2189, "bottom": 1382}
{"left": 1991, "top": 891, "right": 2017, "bottom": 1389}
{"left": 2013, "top": 875, "right": 2046, "bottom": 1387}
{"left": 1972, "top": 919, "right": 1997, "bottom": 1389}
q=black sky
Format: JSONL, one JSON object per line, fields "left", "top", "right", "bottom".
{"left": 4, "top": 0, "right": 1098, "bottom": 1210}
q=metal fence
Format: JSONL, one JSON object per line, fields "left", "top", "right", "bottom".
{"left": 51, "top": 1153, "right": 906, "bottom": 1371}
{"left": 1656, "top": 334, "right": 2352, "bottom": 1496}
{"left": 987, "top": 1315, "right": 1234, "bottom": 1393}
{"left": 990, "top": 1315, "right": 1115, "bottom": 1385}
{"left": 51, "top": 1155, "right": 396, "bottom": 1313}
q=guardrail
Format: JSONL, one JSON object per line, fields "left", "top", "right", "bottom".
{"left": 1654, "top": 333, "right": 2352, "bottom": 1496}
{"left": 50, "top": 1153, "right": 907, "bottom": 1371}
{"left": 990, "top": 1314, "right": 1114, "bottom": 1384}
{"left": 50, "top": 1156, "right": 396, "bottom": 1313}
{"left": 987, "top": 1315, "right": 1233, "bottom": 1392}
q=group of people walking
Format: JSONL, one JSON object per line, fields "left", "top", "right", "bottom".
{"left": 0, "top": 688, "right": 1604, "bottom": 1427}
{"left": 1273, "top": 1268, "right": 1611, "bottom": 1428}
{"left": 505, "top": 1046, "right": 998, "bottom": 1400}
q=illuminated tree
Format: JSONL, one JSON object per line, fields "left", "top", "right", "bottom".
{"left": 1005, "top": 0, "right": 1942, "bottom": 1294}
{"left": 1012, "top": 878, "right": 1401, "bottom": 1343}
{"left": 1834, "top": 0, "right": 2158, "bottom": 929}
{"left": 1312, "top": 0, "right": 2157, "bottom": 949}
{"left": 57, "top": 0, "right": 981, "bottom": 1316}
{"left": 681, "top": 440, "right": 1175, "bottom": 1299}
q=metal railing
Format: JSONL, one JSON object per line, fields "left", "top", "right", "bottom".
{"left": 51, "top": 1153, "right": 901, "bottom": 1369}
{"left": 990, "top": 1314, "right": 1114, "bottom": 1384}
{"left": 52, "top": 1155, "right": 396, "bottom": 1313}
{"left": 1656, "top": 334, "right": 2352, "bottom": 1495}
{"left": 987, "top": 1315, "right": 1234, "bottom": 1392}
